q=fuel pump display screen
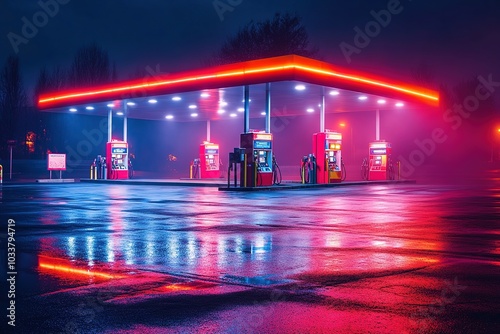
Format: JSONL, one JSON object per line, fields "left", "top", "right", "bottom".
{"left": 112, "top": 150, "right": 127, "bottom": 169}
{"left": 257, "top": 151, "right": 265, "bottom": 164}
{"left": 329, "top": 151, "right": 336, "bottom": 163}
{"left": 370, "top": 148, "right": 387, "bottom": 155}
{"left": 254, "top": 140, "right": 272, "bottom": 149}
{"left": 112, "top": 147, "right": 128, "bottom": 154}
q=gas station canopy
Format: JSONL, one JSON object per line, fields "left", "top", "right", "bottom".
{"left": 38, "top": 55, "right": 439, "bottom": 121}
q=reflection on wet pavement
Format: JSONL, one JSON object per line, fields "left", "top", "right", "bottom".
{"left": 1, "top": 181, "right": 499, "bottom": 333}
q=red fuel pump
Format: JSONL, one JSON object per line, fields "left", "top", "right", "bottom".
{"left": 199, "top": 142, "right": 220, "bottom": 178}
{"left": 240, "top": 132, "right": 273, "bottom": 187}
{"left": 106, "top": 140, "right": 129, "bottom": 179}
{"left": 313, "top": 132, "right": 343, "bottom": 183}
{"left": 368, "top": 141, "right": 393, "bottom": 180}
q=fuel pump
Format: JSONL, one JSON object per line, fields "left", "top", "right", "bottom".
{"left": 106, "top": 140, "right": 129, "bottom": 179}
{"left": 228, "top": 148, "right": 245, "bottom": 188}
{"left": 368, "top": 141, "right": 393, "bottom": 180}
{"left": 308, "top": 154, "right": 317, "bottom": 184}
{"left": 199, "top": 142, "right": 220, "bottom": 178}
{"left": 90, "top": 159, "right": 97, "bottom": 180}
{"left": 97, "top": 155, "right": 104, "bottom": 179}
{"left": 90, "top": 156, "right": 107, "bottom": 180}
{"left": 312, "top": 132, "right": 344, "bottom": 183}
{"left": 190, "top": 159, "right": 201, "bottom": 179}
{"left": 300, "top": 156, "right": 309, "bottom": 184}
{"left": 240, "top": 132, "right": 273, "bottom": 187}
{"left": 128, "top": 154, "right": 134, "bottom": 179}
{"left": 361, "top": 157, "right": 369, "bottom": 181}
{"left": 300, "top": 154, "right": 317, "bottom": 184}
{"left": 103, "top": 157, "right": 107, "bottom": 180}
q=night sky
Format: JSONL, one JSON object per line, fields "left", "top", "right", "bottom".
{"left": 2, "top": 0, "right": 500, "bottom": 94}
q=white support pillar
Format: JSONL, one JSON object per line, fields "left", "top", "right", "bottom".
{"left": 123, "top": 102, "right": 128, "bottom": 142}
{"left": 207, "top": 120, "right": 211, "bottom": 142}
{"left": 320, "top": 86, "right": 325, "bottom": 132}
{"left": 375, "top": 109, "right": 380, "bottom": 140}
{"left": 123, "top": 115, "right": 128, "bottom": 142}
{"left": 244, "top": 85, "right": 250, "bottom": 133}
{"left": 107, "top": 109, "right": 113, "bottom": 142}
{"left": 265, "top": 83, "right": 271, "bottom": 133}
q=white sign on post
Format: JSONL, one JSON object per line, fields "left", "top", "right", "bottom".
{"left": 47, "top": 154, "right": 66, "bottom": 179}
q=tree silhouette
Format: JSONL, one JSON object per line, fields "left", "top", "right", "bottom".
{"left": 210, "top": 12, "right": 318, "bottom": 65}
{"left": 0, "top": 55, "right": 28, "bottom": 158}
{"left": 410, "top": 62, "right": 437, "bottom": 88}
{"left": 31, "top": 44, "right": 116, "bottom": 158}
{"left": 34, "top": 66, "right": 67, "bottom": 105}
{"left": 68, "top": 43, "right": 112, "bottom": 87}
{"left": 33, "top": 66, "right": 68, "bottom": 157}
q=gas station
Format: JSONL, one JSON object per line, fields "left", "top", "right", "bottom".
{"left": 37, "top": 55, "right": 439, "bottom": 190}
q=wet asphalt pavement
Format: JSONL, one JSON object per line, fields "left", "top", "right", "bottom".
{"left": 0, "top": 176, "right": 499, "bottom": 333}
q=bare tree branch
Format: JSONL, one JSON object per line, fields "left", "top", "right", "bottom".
{"left": 209, "top": 12, "right": 318, "bottom": 66}
{"left": 0, "top": 55, "right": 27, "bottom": 147}
{"left": 68, "top": 43, "right": 112, "bottom": 87}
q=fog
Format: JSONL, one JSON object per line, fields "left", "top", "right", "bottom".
{"left": 45, "top": 97, "right": 496, "bottom": 185}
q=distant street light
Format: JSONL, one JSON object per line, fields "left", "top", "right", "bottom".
{"left": 497, "top": 128, "right": 500, "bottom": 160}
{"left": 491, "top": 128, "right": 500, "bottom": 162}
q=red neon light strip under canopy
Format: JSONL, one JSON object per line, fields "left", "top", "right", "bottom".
{"left": 38, "top": 55, "right": 439, "bottom": 110}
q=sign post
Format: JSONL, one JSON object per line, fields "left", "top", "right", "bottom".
{"left": 7, "top": 140, "right": 16, "bottom": 180}
{"left": 47, "top": 154, "right": 67, "bottom": 179}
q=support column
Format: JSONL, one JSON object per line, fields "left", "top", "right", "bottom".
{"left": 320, "top": 87, "right": 325, "bottom": 132}
{"left": 244, "top": 85, "right": 250, "bottom": 133}
{"left": 265, "top": 83, "right": 271, "bottom": 133}
{"left": 207, "top": 120, "right": 211, "bottom": 142}
{"left": 123, "top": 102, "right": 128, "bottom": 142}
{"left": 107, "top": 109, "right": 113, "bottom": 142}
{"left": 375, "top": 109, "right": 380, "bottom": 140}
{"left": 123, "top": 115, "right": 128, "bottom": 142}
